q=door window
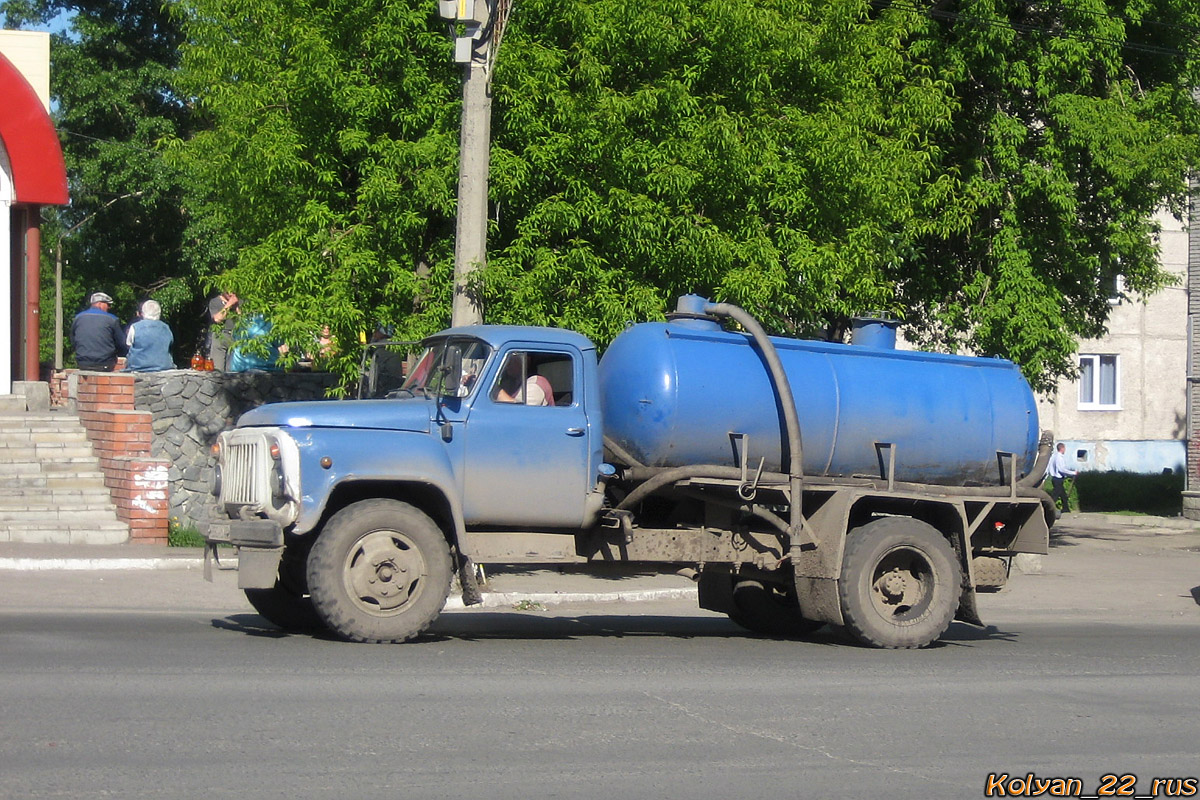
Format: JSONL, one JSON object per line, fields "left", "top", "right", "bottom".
{"left": 490, "top": 351, "right": 574, "bottom": 407}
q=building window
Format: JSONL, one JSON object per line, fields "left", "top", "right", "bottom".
{"left": 1107, "top": 273, "right": 1124, "bottom": 306}
{"left": 1078, "top": 354, "right": 1119, "bottom": 410}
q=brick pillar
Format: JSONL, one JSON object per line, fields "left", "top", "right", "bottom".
{"left": 74, "top": 372, "right": 170, "bottom": 543}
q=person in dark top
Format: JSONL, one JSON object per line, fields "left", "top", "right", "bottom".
{"left": 70, "top": 292, "right": 127, "bottom": 371}
{"left": 207, "top": 292, "right": 239, "bottom": 370}
{"left": 124, "top": 299, "right": 175, "bottom": 372}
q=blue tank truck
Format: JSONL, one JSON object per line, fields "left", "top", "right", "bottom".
{"left": 204, "top": 296, "right": 1054, "bottom": 649}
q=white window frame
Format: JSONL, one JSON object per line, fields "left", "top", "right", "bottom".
{"left": 1077, "top": 354, "right": 1120, "bottom": 410}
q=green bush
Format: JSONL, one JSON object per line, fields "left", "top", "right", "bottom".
{"left": 168, "top": 520, "right": 207, "bottom": 548}
{"left": 1045, "top": 470, "right": 1184, "bottom": 516}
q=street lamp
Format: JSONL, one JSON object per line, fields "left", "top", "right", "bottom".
{"left": 54, "top": 190, "right": 143, "bottom": 369}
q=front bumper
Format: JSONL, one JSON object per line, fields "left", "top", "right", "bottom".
{"left": 204, "top": 518, "right": 285, "bottom": 589}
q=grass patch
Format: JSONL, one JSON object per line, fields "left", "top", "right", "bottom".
{"left": 1045, "top": 471, "right": 1183, "bottom": 516}
{"left": 168, "top": 520, "right": 207, "bottom": 548}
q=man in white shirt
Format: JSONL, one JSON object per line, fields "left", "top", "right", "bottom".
{"left": 1046, "top": 442, "right": 1077, "bottom": 517}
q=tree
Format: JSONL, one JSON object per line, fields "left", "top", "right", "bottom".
{"left": 1, "top": 0, "right": 204, "bottom": 364}
{"left": 172, "top": 0, "right": 1200, "bottom": 391}
{"left": 174, "top": 0, "right": 462, "bottom": 382}
{"left": 891, "top": 0, "right": 1200, "bottom": 388}
{"left": 484, "top": 0, "right": 1200, "bottom": 391}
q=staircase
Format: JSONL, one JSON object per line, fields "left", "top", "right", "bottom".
{"left": 0, "top": 399, "right": 129, "bottom": 544}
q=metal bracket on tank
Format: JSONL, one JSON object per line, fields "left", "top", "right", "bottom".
{"left": 996, "top": 451, "right": 1018, "bottom": 498}
{"left": 875, "top": 442, "right": 897, "bottom": 491}
{"left": 730, "top": 432, "right": 766, "bottom": 500}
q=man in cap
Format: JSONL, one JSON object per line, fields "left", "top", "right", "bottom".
{"left": 70, "top": 291, "right": 128, "bottom": 371}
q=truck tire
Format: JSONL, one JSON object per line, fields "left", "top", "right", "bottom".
{"left": 838, "top": 517, "right": 961, "bottom": 649}
{"left": 728, "top": 579, "right": 825, "bottom": 637}
{"left": 306, "top": 499, "right": 453, "bottom": 643}
{"left": 244, "top": 541, "right": 324, "bottom": 633}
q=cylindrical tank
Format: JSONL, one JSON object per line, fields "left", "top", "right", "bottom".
{"left": 598, "top": 317, "right": 1039, "bottom": 486}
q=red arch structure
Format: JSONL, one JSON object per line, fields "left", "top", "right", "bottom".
{"left": 2, "top": 49, "right": 68, "bottom": 387}
{"left": 0, "top": 51, "right": 67, "bottom": 205}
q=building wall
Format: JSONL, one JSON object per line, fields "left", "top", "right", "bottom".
{"left": 1, "top": 31, "right": 54, "bottom": 394}
{"left": 0, "top": 31, "right": 50, "bottom": 110}
{"left": 1185, "top": 179, "right": 1200, "bottom": 517}
{"left": 1035, "top": 209, "right": 1189, "bottom": 474}
{"left": 1, "top": 141, "right": 11, "bottom": 396}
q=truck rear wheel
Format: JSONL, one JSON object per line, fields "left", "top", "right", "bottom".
{"left": 306, "top": 499, "right": 452, "bottom": 643}
{"left": 728, "top": 579, "right": 824, "bottom": 637}
{"left": 244, "top": 542, "right": 324, "bottom": 633}
{"left": 838, "top": 517, "right": 961, "bottom": 649}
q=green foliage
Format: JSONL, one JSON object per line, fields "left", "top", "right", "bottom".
{"left": 173, "top": 0, "right": 462, "bottom": 386}
{"left": 485, "top": 0, "right": 1200, "bottom": 389}
{"left": 23, "top": 0, "right": 1198, "bottom": 390}
{"left": 892, "top": 0, "right": 1200, "bottom": 391}
{"left": 168, "top": 518, "right": 207, "bottom": 547}
{"left": 1, "top": 0, "right": 206, "bottom": 365}
{"left": 1073, "top": 470, "right": 1184, "bottom": 516}
{"left": 485, "top": 0, "right": 949, "bottom": 345}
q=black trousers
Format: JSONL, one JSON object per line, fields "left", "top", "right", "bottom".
{"left": 76, "top": 361, "right": 116, "bottom": 372}
{"left": 1050, "top": 476, "right": 1070, "bottom": 512}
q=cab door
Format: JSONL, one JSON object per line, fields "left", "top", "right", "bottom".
{"left": 460, "top": 345, "right": 594, "bottom": 528}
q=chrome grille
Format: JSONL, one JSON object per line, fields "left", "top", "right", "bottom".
{"left": 223, "top": 440, "right": 264, "bottom": 505}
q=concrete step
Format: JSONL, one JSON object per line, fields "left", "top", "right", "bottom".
{"left": 0, "top": 417, "right": 83, "bottom": 429}
{"left": 0, "top": 432, "right": 92, "bottom": 446}
{"left": 0, "top": 445, "right": 97, "bottom": 460}
{"left": 33, "top": 459, "right": 108, "bottom": 472}
{"left": 0, "top": 508, "right": 124, "bottom": 523}
{"left": 0, "top": 522, "right": 130, "bottom": 545}
{"left": 0, "top": 459, "right": 104, "bottom": 477}
{"left": 0, "top": 492, "right": 116, "bottom": 509}
{"left": 0, "top": 473, "right": 106, "bottom": 489}
{"left": 0, "top": 395, "right": 25, "bottom": 413}
{"left": 0, "top": 406, "right": 136, "bottom": 545}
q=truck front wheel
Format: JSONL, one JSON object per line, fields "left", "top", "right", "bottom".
{"left": 306, "top": 499, "right": 453, "bottom": 643}
{"left": 838, "top": 517, "right": 961, "bottom": 649}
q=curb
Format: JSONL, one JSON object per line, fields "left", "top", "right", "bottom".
{"left": 444, "top": 587, "right": 698, "bottom": 610}
{"left": 0, "top": 557, "right": 200, "bottom": 571}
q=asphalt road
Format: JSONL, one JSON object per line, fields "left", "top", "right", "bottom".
{"left": 2, "top": 517, "right": 1198, "bottom": 800}
{"left": 2, "top": 587, "right": 1199, "bottom": 799}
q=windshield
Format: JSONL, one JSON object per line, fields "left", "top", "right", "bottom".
{"left": 399, "top": 338, "right": 492, "bottom": 397}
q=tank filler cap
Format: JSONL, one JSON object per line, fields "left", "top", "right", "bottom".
{"left": 665, "top": 294, "right": 722, "bottom": 331}
{"left": 850, "top": 314, "right": 900, "bottom": 349}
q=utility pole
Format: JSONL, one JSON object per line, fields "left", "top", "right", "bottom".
{"left": 440, "top": 0, "right": 511, "bottom": 327}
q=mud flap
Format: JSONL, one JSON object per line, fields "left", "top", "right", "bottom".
{"left": 696, "top": 569, "right": 735, "bottom": 614}
{"left": 458, "top": 555, "right": 483, "bottom": 606}
{"left": 954, "top": 586, "right": 983, "bottom": 626}
{"left": 237, "top": 546, "right": 284, "bottom": 590}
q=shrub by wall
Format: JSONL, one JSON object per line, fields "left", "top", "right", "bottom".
{"left": 1074, "top": 470, "right": 1184, "bottom": 516}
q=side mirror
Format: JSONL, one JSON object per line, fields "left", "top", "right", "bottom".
{"left": 439, "top": 345, "right": 463, "bottom": 396}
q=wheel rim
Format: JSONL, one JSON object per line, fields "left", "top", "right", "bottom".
{"left": 868, "top": 545, "right": 935, "bottom": 623}
{"left": 342, "top": 528, "right": 429, "bottom": 615}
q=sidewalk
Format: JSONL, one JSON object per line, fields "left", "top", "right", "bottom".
{"left": 0, "top": 540, "right": 700, "bottom": 606}
{"left": 0, "top": 512, "right": 1197, "bottom": 610}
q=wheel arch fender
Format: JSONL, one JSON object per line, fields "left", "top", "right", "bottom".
{"left": 290, "top": 429, "right": 468, "bottom": 558}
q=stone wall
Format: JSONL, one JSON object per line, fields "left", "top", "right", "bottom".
{"left": 130, "top": 370, "right": 339, "bottom": 534}
{"left": 59, "top": 369, "right": 338, "bottom": 538}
